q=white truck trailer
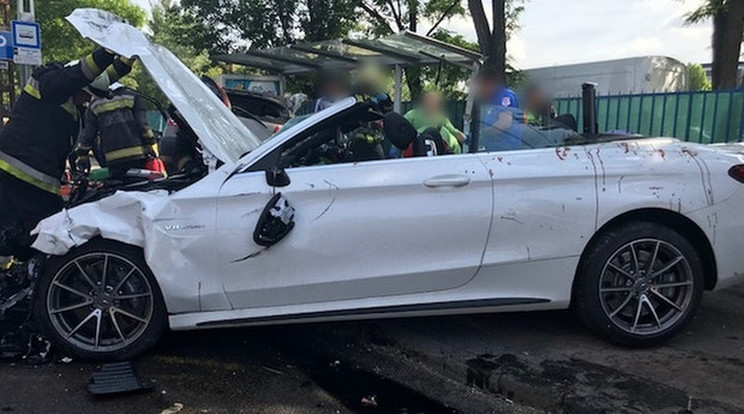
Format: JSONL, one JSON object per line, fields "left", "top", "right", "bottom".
{"left": 525, "top": 56, "right": 688, "bottom": 97}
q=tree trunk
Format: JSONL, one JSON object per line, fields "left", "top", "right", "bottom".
{"left": 712, "top": 0, "right": 744, "bottom": 89}
{"left": 406, "top": 66, "right": 423, "bottom": 100}
{"left": 488, "top": 0, "right": 506, "bottom": 76}
{"left": 468, "top": 0, "right": 507, "bottom": 80}
{"left": 409, "top": 0, "right": 418, "bottom": 32}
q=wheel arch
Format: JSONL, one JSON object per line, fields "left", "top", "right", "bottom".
{"left": 572, "top": 208, "right": 717, "bottom": 302}
{"left": 36, "top": 237, "right": 168, "bottom": 360}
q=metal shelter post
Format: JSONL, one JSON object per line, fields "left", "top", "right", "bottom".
{"left": 393, "top": 64, "right": 402, "bottom": 113}
{"left": 462, "top": 63, "right": 480, "bottom": 145}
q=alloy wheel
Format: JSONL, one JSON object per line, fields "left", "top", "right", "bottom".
{"left": 46, "top": 253, "right": 154, "bottom": 353}
{"left": 598, "top": 238, "right": 694, "bottom": 335}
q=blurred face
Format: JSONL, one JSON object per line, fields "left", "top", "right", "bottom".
{"left": 324, "top": 81, "right": 344, "bottom": 99}
{"left": 476, "top": 77, "right": 498, "bottom": 101}
{"left": 421, "top": 92, "right": 443, "bottom": 116}
{"left": 527, "top": 88, "right": 544, "bottom": 104}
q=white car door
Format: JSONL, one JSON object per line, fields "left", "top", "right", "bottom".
{"left": 216, "top": 154, "right": 492, "bottom": 310}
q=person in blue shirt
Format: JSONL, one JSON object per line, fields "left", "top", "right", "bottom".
{"left": 475, "top": 68, "right": 524, "bottom": 151}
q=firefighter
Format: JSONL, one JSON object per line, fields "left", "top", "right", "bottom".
{"left": 0, "top": 48, "right": 134, "bottom": 262}
{"left": 74, "top": 84, "right": 159, "bottom": 178}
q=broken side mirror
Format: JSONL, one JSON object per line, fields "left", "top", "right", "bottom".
{"left": 254, "top": 192, "right": 295, "bottom": 247}
{"left": 265, "top": 167, "right": 290, "bottom": 188}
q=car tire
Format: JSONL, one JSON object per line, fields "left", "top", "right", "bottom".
{"left": 35, "top": 238, "right": 167, "bottom": 361}
{"left": 574, "top": 221, "right": 704, "bottom": 347}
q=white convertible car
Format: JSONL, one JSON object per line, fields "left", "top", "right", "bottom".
{"left": 31, "top": 9, "right": 744, "bottom": 360}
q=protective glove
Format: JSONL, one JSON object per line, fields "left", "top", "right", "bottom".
{"left": 146, "top": 143, "right": 159, "bottom": 158}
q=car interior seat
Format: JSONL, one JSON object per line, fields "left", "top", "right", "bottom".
{"left": 554, "top": 114, "right": 578, "bottom": 132}
{"left": 383, "top": 112, "right": 418, "bottom": 154}
{"left": 418, "top": 127, "right": 447, "bottom": 156}
{"left": 383, "top": 112, "right": 450, "bottom": 158}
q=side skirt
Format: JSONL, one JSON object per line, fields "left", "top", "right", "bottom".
{"left": 195, "top": 297, "right": 549, "bottom": 328}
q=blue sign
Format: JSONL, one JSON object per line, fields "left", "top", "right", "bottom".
{"left": 11, "top": 21, "right": 40, "bottom": 49}
{"left": 0, "top": 32, "right": 12, "bottom": 61}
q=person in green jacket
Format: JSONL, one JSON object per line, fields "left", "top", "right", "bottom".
{"left": 404, "top": 91, "right": 466, "bottom": 154}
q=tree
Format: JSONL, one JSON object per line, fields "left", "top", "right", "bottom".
{"left": 128, "top": 0, "right": 223, "bottom": 102}
{"left": 303, "top": 0, "right": 358, "bottom": 41}
{"left": 36, "top": 0, "right": 145, "bottom": 63}
{"left": 181, "top": 0, "right": 358, "bottom": 52}
{"left": 686, "top": 0, "right": 744, "bottom": 89}
{"left": 421, "top": 29, "right": 479, "bottom": 99}
{"left": 358, "top": 0, "right": 466, "bottom": 98}
{"left": 468, "top": 0, "right": 524, "bottom": 81}
{"left": 358, "top": 0, "right": 465, "bottom": 35}
{"left": 182, "top": 0, "right": 467, "bottom": 99}
{"left": 687, "top": 62, "right": 713, "bottom": 90}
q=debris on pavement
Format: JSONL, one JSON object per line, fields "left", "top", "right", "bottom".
{"left": 160, "top": 402, "right": 184, "bottom": 414}
{"left": 262, "top": 365, "right": 285, "bottom": 375}
{"left": 24, "top": 334, "right": 52, "bottom": 365}
{"left": 87, "top": 361, "right": 152, "bottom": 396}
{"left": 0, "top": 324, "right": 29, "bottom": 359}
{"left": 0, "top": 324, "right": 53, "bottom": 365}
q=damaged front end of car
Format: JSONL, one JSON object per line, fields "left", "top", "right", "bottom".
{"left": 0, "top": 255, "right": 55, "bottom": 364}
{"left": 0, "top": 260, "right": 35, "bottom": 317}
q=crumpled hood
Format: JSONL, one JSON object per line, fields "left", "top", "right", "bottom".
{"left": 66, "top": 8, "right": 261, "bottom": 165}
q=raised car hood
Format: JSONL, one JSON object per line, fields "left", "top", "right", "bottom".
{"left": 66, "top": 8, "right": 261, "bottom": 165}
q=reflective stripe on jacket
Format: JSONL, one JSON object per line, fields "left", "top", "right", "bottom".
{"left": 0, "top": 151, "right": 60, "bottom": 193}
{"left": 0, "top": 48, "right": 118, "bottom": 193}
{"left": 77, "top": 88, "right": 155, "bottom": 167}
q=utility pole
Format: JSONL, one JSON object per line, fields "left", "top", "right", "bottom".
{"left": 15, "top": 0, "right": 34, "bottom": 86}
{"left": 0, "top": 0, "right": 13, "bottom": 113}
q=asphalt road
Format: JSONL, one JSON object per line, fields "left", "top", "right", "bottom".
{"left": 1, "top": 283, "right": 743, "bottom": 413}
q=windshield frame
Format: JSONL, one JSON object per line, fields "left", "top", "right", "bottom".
{"left": 233, "top": 97, "right": 359, "bottom": 173}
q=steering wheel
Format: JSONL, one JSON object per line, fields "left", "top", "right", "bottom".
{"left": 335, "top": 126, "right": 350, "bottom": 149}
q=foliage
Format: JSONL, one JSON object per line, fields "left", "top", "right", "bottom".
{"left": 179, "top": 0, "right": 470, "bottom": 99}
{"left": 505, "top": 0, "right": 526, "bottom": 41}
{"left": 420, "top": 1, "right": 525, "bottom": 99}
{"left": 358, "top": 0, "right": 467, "bottom": 98}
{"left": 684, "top": 0, "right": 726, "bottom": 24}
{"left": 687, "top": 63, "right": 712, "bottom": 91}
{"left": 419, "top": 29, "right": 479, "bottom": 100}
{"left": 359, "top": 0, "right": 466, "bottom": 35}
{"left": 180, "top": 0, "right": 358, "bottom": 52}
{"left": 683, "top": 0, "right": 744, "bottom": 89}
{"left": 303, "top": 0, "right": 358, "bottom": 41}
{"left": 36, "top": 0, "right": 145, "bottom": 63}
{"left": 126, "top": 0, "right": 224, "bottom": 105}
{"left": 468, "top": 0, "right": 525, "bottom": 79}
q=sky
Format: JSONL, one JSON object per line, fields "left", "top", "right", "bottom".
{"left": 130, "top": 0, "right": 713, "bottom": 70}
{"left": 443, "top": 0, "right": 712, "bottom": 69}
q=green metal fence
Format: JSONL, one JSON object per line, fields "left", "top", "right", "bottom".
{"left": 555, "top": 90, "right": 744, "bottom": 144}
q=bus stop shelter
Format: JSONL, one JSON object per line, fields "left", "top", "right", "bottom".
{"left": 212, "top": 31, "right": 482, "bottom": 117}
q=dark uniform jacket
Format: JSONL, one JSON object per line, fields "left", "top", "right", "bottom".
{"left": 0, "top": 49, "right": 131, "bottom": 194}
{"left": 77, "top": 87, "right": 155, "bottom": 168}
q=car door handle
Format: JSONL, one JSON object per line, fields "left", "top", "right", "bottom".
{"left": 423, "top": 174, "right": 471, "bottom": 188}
